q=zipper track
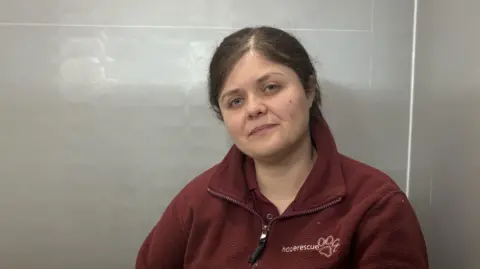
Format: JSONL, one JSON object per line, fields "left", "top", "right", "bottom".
{"left": 207, "top": 188, "right": 343, "bottom": 268}
{"left": 207, "top": 188, "right": 265, "bottom": 225}
{"left": 207, "top": 187, "right": 342, "bottom": 220}
{"left": 275, "top": 197, "right": 343, "bottom": 221}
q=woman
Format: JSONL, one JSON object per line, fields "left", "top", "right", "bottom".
{"left": 136, "top": 26, "right": 428, "bottom": 269}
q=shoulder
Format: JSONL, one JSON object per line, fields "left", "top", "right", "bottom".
{"left": 135, "top": 164, "right": 224, "bottom": 269}
{"left": 338, "top": 155, "right": 429, "bottom": 267}
{"left": 339, "top": 154, "right": 404, "bottom": 208}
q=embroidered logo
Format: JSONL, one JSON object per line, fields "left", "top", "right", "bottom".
{"left": 281, "top": 235, "right": 340, "bottom": 258}
{"left": 317, "top": 236, "right": 340, "bottom": 258}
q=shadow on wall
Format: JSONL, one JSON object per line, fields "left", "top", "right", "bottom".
{"left": 320, "top": 79, "right": 367, "bottom": 158}
{"left": 320, "top": 79, "right": 412, "bottom": 186}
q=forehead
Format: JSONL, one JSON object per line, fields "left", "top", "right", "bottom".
{"left": 223, "top": 51, "right": 294, "bottom": 89}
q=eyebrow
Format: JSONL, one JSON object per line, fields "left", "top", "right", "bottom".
{"left": 219, "top": 72, "right": 285, "bottom": 103}
{"left": 256, "top": 71, "right": 284, "bottom": 84}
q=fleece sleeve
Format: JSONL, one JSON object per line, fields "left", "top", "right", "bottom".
{"left": 353, "top": 191, "right": 429, "bottom": 269}
{"left": 135, "top": 199, "right": 189, "bottom": 269}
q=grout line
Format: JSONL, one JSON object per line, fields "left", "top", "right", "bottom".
{"left": 0, "top": 22, "right": 371, "bottom": 32}
{"left": 0, "top": 22, "right": 231, "bottom": 29}
{"left": 368, "top": 0, "right": 376, "bottom": 88}
{"left": 368, "top": 60, "right": 373, "bottom": 88}
{"left": 406, "top": 0, "right": 418, "bottom": 198}
{"left": 283, "top": 28, "right": 369, "bottom": 32}
{"left": 370, "top": 0, "right": 376, "bottom": 32}
{"left": 368, "top": 61, "right": 373, "bottom": 88}
{"left": 429, "top": 176, "right": 433, "bottom": 205}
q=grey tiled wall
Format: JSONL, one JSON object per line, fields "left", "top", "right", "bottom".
{"left": 0, "top": 1, "right": 414, "bottom": 268}
{"left": 409, "top": 0, "right": 480, "bottom": 267}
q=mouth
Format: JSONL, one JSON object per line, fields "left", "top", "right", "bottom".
{"left": 249, "top": 124, "right": 278, "bottom": 136}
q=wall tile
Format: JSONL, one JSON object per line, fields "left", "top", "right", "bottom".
{"left": 232, "top": 0, "right": 373, "bottom": 30}
{"left": 0, "top": 0, "right": 234, "bottom": 27}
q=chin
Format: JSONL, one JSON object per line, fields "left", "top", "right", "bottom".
{"left": 248, "top": 148, "right": 281, "bottom": 159}
{"left": 243, "top": 141, "right": 288, "bottom": 160}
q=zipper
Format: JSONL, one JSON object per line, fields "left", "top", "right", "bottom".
{"left": 207, "top": 188, "right": 269, "bottom": 266}
{"left": 207, "top": 188, "right": 343, "bottom": 268}
{"left": 248, "top": 224, "right": 269, "bottom": 264}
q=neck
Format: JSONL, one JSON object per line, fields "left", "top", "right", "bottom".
{"left": 254, "top": 131, "right": 317, "bottom": 201}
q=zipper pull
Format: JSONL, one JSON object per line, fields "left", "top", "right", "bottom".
{"left": 248, "top": 225, "right": 268, "bottom": 264}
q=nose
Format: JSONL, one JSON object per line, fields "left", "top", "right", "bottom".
{"left": 246, "top": 96, "right": 266, "bottom": 119}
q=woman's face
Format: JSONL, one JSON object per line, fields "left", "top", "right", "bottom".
{"left": 219, "top": 51, "right": 314, "bottom": 160}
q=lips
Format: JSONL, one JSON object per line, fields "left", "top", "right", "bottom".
{"left": 249, "top": 124, "right": 278, "bottom": 136}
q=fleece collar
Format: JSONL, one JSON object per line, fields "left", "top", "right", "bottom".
{"left": 208, "top": 116, "right": 347, "bottom": 211}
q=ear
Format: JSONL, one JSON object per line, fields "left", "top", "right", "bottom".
{"left": 305, "top": 75, "right": 317, "bottom": 107}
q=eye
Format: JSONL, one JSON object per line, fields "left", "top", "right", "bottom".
{"left": 228, "top": 97, "right": 243, "bottom": 108}
{"left": 263, "top": 83, "right": 280, "bottom": 92}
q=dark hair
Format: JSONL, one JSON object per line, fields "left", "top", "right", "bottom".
{"left": 208, "top": 26, "right": 322, "bottom": 120}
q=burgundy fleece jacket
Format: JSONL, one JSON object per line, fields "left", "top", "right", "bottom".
{"left": 136, "top": 117, "right": 429, "bottom": 269}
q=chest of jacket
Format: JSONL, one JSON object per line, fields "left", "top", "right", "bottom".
{"left": 183, "top": 199, "right": 355, "bottom": 269}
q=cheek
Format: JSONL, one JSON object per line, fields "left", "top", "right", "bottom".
{"left": 281, "top": 95, "right": 310, "bottom": 124}
{"left": 285, "top": 98, "right": 302, "bottom": 119}
{"left": 223, "top": 115, "right": 244, "bottom": 139}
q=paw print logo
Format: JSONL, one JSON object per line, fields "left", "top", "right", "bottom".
{"left": 317, "top": 235, "right": 340, "bottom": 258}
